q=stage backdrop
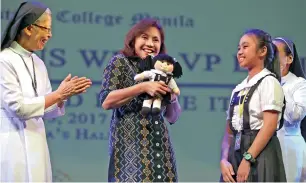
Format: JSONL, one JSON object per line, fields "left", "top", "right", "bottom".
{"left": 1, "top": 0, "right": 306, "bottom": 181}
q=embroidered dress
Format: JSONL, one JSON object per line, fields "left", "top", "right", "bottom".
{"left": 99, "top": 54, "right": 178, "bottom": 182}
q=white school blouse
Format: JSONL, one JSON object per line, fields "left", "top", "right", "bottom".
{"left": 227, "top": 68, "right": 284, "bottom": 131}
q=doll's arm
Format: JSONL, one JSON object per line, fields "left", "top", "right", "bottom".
{"left": 168, "top": 79, "right": 180, "bottom": 95}
{"left": 134, "top": 71, "right": 153, "bottom": 81}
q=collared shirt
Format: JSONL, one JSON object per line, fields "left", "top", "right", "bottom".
{"left": 227, "top": 68, "right": 284, "bottom": 131}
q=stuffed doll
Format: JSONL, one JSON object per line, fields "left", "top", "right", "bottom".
{"left": 134, "top": 54, "right": 183, "bottom": 115}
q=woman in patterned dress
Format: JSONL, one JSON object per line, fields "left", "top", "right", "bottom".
{"left": 99, "top": 18, "right": 182, "bottom": 182}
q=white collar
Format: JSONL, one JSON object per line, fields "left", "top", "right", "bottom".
{"left": 9, "top": 41, "right": 33, "bottom": 57}
{"left": 233, "top": 68, "right": 275, "bottom": 92}
{"left": 151, "top": 69, "right": 165, "bottom": 75}
{"left": 281, "top": 72, "right": 295, "bottom": 86}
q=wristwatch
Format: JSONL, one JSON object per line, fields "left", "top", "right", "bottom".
{"left": 243, "top": 152, "right": 256, "bottom": 163}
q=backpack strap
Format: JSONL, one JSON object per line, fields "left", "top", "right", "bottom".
{"left": 279, "top": 98, "right": 285, "bottom": 131}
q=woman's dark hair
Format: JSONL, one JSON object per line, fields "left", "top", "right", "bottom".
{"left": 120, "top": 18, "right": 166, "bottom": 57}
{"left": 244, "top": 29, "right": 281, "bottom": 81}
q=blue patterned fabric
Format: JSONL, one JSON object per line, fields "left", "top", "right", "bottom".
{"left": 99, "top": 54, "right": 178, "bottom": 182}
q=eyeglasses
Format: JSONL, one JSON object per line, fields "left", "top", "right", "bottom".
{"left": 32, "top": 24, "right": 52, "bottom": 33}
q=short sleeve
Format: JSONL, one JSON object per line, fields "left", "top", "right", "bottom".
{"left": 142, "top": 70, "right": 154, "bottom": 79}
{"left": 99, "top": 55, "right": 127, "bottom": 105}
{"left": 259, "top": 76, "right": 284, "bottom": 112}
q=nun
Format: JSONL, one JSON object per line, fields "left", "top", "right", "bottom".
{"left": 273, "top": 37, "right": 306, "bottom": 182}
{"left": 0, "top": 1, "right": 92, "bottom": 182}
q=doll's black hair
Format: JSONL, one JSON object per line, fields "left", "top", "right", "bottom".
{"left": 151, "top": 54, "right": 183, "bottom": 78}
{"left": 137, "top": 55, "right": 152, "bottom": 73}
